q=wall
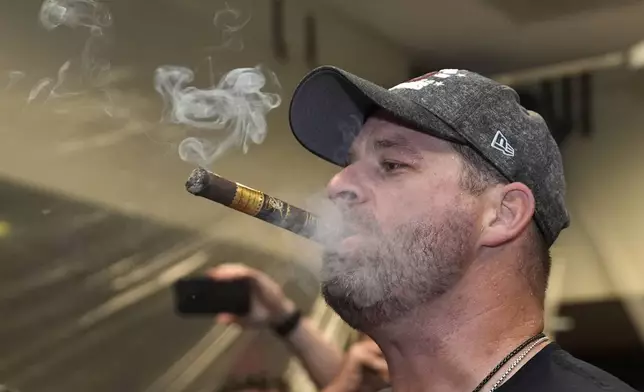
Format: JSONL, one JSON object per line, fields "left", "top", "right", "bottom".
{"left": 550, "top": 68, "right": 644, "bottom": 339}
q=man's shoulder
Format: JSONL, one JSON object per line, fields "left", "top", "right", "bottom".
{"left": 380, "top": 344, "right": 638, "bottom": 392}
{"left": 548, "top": 346, "right": 638, "bottom": 391}
{"left": 520, "top": 343, "right": 639, "bottom": 391}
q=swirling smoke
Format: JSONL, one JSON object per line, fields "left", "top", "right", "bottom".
{"left": 154, "top": 65, "right": 281, "bottom": 166}
{"left": 39, "top": 0, "right": 112, "bottom": 32}
{"left": 35, "top": 0, "right": 113, "bottom": 106}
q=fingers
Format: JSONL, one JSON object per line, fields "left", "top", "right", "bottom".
{"left": 351, "top": 339, "right": 383, "bottom": 358}
{"left": 348, "top": 342, "right": 386, "bottom": 368}
{"left": 362, "top": 356, "right": 388, "bottom": 375}
{"left": 206, "top": 264, "right": 289, "bottom": 327}
{"left": 206, "top": 263, "right": 259, "bottom": 281}
{"left": 208, "top": 263, "right": 286, "bottom": 302}
{"left": 215, "top": 313, "right": 238, "bottom": 325}
{"left": 361, "top": 339, "right": 383, "bottom": 355}
{"left": 347, "top": 340, "right": 389, "bottom": 382}
{"left": 206, "top": 264, "right": 279, "bottom": 292}
{"left": 207, "top": 264, "right": 282, "bottom": 300}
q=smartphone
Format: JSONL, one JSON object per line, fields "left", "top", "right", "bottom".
{"left": 172, "top": 276, "right": 251, "bottom": 316}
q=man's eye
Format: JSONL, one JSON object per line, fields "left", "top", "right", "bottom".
{"left": 381, "top": 161, "right": 407, "bottom": 172}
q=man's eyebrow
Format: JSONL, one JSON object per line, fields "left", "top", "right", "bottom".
{"left": 346, "top": 135, "right": 423, "bottom": 165}
{"left": 373, "top": 135, "right": 423, "bottom": 159}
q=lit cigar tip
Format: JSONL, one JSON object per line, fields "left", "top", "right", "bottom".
{"left": 186, "top": 167, "right": 209, "bottom": 195}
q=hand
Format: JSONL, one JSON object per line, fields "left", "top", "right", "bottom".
{"left": 323, "top": 339, "right": 390, "bottom": 392}
{"left": 206, "top": 263, "right": 297, "bottom": 328}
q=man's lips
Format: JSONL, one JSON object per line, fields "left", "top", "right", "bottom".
{"left": 340, "top": 233, "right": 360, "bottom": 244}
{"left": 339, "top": 234, "right": 364, "bottom": 249}
{"left": 320, "top": 229, "right": 361, "bottom": 249}
{"left": 318, "top": 212, "right": 377, "bottom": 245}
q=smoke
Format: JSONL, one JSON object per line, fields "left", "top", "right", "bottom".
{"left": 80, "top": 29, "right": 113, "bottom": 86}
{"left": 303, "top": 194, "right": 345, "bottom": 247}
{"left": 331, "top": 114, "right": 362, "bottom": 165}
{"left": 33, "top": 0, "right": 114, "bottom": 109}
{"left": 208, "top": 4, "right": 251, "bottom": 52}
{"left": 152, "top": 3, "right": 281, "bottom": 166}
{"left": 48, "top": 60, "right": 80, "bottom": 100}
{"left": 27, "top": 77, "right": 54, "bottom": 104}
{"left": 25, "top": 61, "right": 81, "bottom": 105}
{"left": 38, "top": 0, "right": 113, "bottom": 84}
{"left": 4, "top": 71, "right": 26, "bottom": 91}
{"left": 50, "top": 60, "right": 72, "bottom": 95}
{"left": 39, "top": 0, "right": 112, "bottom": 32}
{"left": 154, "top": 65, "right": 281, "bottom": 166}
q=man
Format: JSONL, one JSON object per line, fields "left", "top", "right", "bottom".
{"left": 287, "top": 67, "right": 638, "bottom": 392}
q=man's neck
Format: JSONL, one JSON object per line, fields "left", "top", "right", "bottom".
{"left": 367, "top": 261, "right": 546, "bottom": 392}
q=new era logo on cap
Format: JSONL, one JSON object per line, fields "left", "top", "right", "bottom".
{"left": 491, "top": 131, "right": 515, "bottom": 157}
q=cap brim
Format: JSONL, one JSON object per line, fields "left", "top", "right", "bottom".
{"left": 289, "top": 66, "right": 464, "bottom": 166}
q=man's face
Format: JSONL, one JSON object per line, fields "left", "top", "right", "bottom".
{"left": 318, "top": 113, "right": 482, "bottom": 329}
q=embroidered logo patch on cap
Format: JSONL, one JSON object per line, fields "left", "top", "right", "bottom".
{"left": 390, "top": 69, "right": 467, "bottom": 91}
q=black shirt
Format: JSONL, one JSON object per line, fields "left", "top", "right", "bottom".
{"left": 378, "top": 343, "right": 638, "bottom": 392}
{"left": 496, "top": 343, "right": 638, "bottom": 391}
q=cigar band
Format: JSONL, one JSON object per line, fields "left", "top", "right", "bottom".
{"left": 231, "top": 184, "right": 264, "bottom": 216}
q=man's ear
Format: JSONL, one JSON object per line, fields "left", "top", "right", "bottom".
{"left": 479, "top": 182, "right": 535, "bottom": 247}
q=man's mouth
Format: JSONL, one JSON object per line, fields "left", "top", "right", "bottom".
{"left": 340, "top": 224, "right": 358, "bottom": 239}
{"left": 339, "top": 234, "right": 363, "bottom": 249}
{"left": 317, "top": 209, "right": 377, "bottom": 247}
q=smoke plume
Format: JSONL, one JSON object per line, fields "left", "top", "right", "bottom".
{"left": 27, "top": 77, "right": 54, "bottom": 104}
{"left": 153, "top": 3, "right": 279, "bottom": 167}
{"left": 154, "top": 65, "right": 281, "bottom": 166}
{"left": 209, "top": 4, "right": 251, "bottom": 52}
{"left": 4, "top": 71, "right": 26, "bottom": 91}
{"left": 34, "top": 0, "right": 113, "bottom": 108}
{"left": 25, "top": 61, "right": 80, "bottom": 105}
{"left": 48, "top": 60, "right": 78, "bottom": 100}
{"left": 39, "top": 0, "right": 112, "bottom": 32}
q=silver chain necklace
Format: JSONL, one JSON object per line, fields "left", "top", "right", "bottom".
{"left": 487, "top": 336, "right": 549, "bottom": 392}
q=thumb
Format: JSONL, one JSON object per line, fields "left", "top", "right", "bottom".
{"left": 215, "top": 313, "right": 238, "bottom": 325}
{"left": 361, "top": 359, "right": 390, "bottom": 391}
{"left": 362, "top": 356, "right": 388, "bottom": 375}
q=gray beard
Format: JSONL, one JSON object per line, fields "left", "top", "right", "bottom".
{"left": 320, "top": 210, "right": 474, "bottom": 330}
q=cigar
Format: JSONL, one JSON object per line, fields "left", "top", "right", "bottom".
{"left": 186, "top": 167, "right": 318, "bottom": 240}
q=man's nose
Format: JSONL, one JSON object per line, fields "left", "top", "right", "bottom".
{"left": 326, "top": 166, "right": 366, "bottom": 205}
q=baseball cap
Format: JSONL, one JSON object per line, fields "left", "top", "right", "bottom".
{"left": 289, "top": 66, "right": 570, "bottom": 246}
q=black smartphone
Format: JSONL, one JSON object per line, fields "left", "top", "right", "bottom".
{"left": 172, "top": 276, "right": 251, "bottom": 316}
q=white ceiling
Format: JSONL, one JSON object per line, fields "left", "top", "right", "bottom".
{"left": 321, "top": 0, "right": 644, "bottom": 74}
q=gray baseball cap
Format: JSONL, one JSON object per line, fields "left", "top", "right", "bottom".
{"left": 289, "top": 66, "right": 570, "bottom": 246}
